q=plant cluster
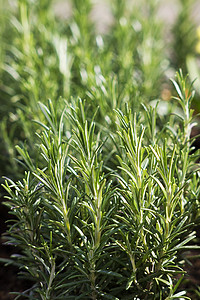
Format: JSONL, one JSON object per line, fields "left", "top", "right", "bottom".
{"left": 3, "top": 71, "right": 200, "bottom": 299}
{"left": 1, "top": 0, "right": 199, "bottom": 180}
{"left": 1, "top": 0, "right": 200, "bottom": 299}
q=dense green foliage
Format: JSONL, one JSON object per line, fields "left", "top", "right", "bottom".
{"left": 1, "top": 0, "right": 200, "bottom": 299}
{"left": 3, "top": 72, "right": 200, "bottom": 299}
{"left": 2, "top": 0, "right": 199, "bottom": 180}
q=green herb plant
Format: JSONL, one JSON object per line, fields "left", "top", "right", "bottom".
{"left": 0, "top": 0, "right": 167, "bottom": 180}
{"left": 1, "top": 0, "right": 200, "bottom": 299}
{"left": 0, "top": 0, "right": 72, "bottom": 180}
{"left": 3, "top": 71, "right": 200, "bottom": 299}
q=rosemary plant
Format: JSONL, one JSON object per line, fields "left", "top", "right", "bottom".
{"left": 0, "top": 0, "right": 167, "bottom": 180}
{"left": 0, "top": 0, "right": 72, "bottom": 179}
{"left": 1, "top": 1, "right": 200, "bottom": 298}
{"left": 3, "top": 71, "right": 200, "bottom": 299}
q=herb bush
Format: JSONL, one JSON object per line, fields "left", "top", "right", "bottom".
{"left": 3, "top": 71, "right": 200, "bottom": 299}
{"left": 1, "top": 0, "right": 200, "bottom": 299}
{"left": 0, "top": 0, "right": 72, "bottom": 179}
{"left": 1, "top": 0, "right": 199, "bottom": 181}
{"left": 0, "top": 0, "right": 166, "bottom": 180}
